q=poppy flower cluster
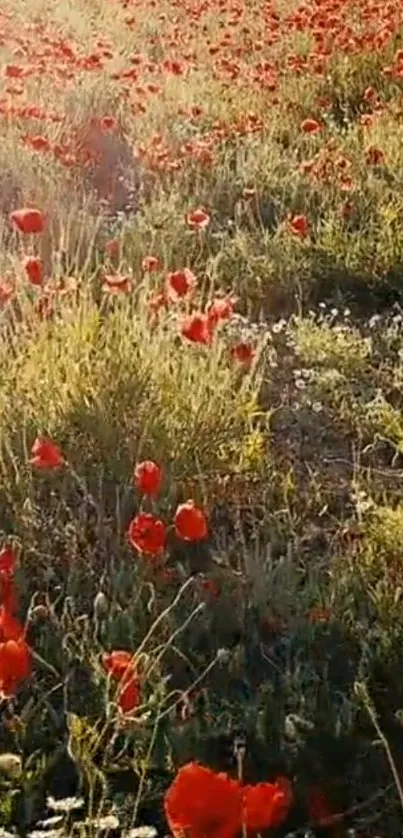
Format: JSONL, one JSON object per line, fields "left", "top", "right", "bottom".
{"left": 0, "top": 547, "right": 30, "bottom": 698}
{"left": 130, "top": 460, "right": 209, "bottom": 555}
{"left": 101, "top": 250, "right": 253, "bottom": 363}
{"left": 178, "top": 296, "right": 254, "bottom": 364}
{"left": 129, "top": 462, "right": 208, "bottom": 557}
{"left": 100, "top": 239, "right": 254, "bottom": 362}
{"left": 164, "top": 762, "right": 293, "bottom": 838}
{"left": 179, "top": 292, "right": 239, "bottom": 348}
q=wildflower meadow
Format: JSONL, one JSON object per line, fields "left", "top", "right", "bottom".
{"left": 2, "top": 0, "right": 403, "bottom": 835}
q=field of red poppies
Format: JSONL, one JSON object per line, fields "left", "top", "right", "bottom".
{"left": 3, "top": 0, "right": 403, "bottom": 835}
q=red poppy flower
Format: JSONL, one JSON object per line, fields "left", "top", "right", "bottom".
{"left": 363, "top": 86, "right": 377, "bottom": 102}
{"left": 30, "top": 437, "right": 64, "bottom": 469}
{"left": 134, "top": 460, "right": 163, "bottom": 497}
{"left": 0, "top": 607, "right": 24, "bottom": 642}
{"left": 0, "top": 577, "right": 18, "bottom": 616}
{"left": 181, "top": 313, "right": 213, "bottom": 345}
{"left": 100, "top": 115, "right": 118, "bottom": 131}
{"left": 207, "top": 296, "right": 236, "bottom": 327}
{"left": 0, "top": 546, "right": 18, "bottom": 616}
{"left": 243, "top": 776, "right": 293, "bottom": 831}
{"left": 167, "top": 268, "right": 197, "bottom": 299}
{"left": 340, "top": 201, "right": 354, "bottom": 220}
{"left": 148, "top": 290, "right": 169, "bottom": 319}
{"left": 300, "top": 118, "right": 322, "bottom": 134}
{"left": 243, "top": 187, "right": 257, "bottom": 199}
{"left": 165, "top": 762, "right": 293, "bottom": 838}
{"left": 164, "top": 762, "right": 242, "bottom": 838}
{"left": 288, "top": 214, "right": 310, "bottom": 238}
{"left": 128, "top": 513, "right": 166, "bottom": 556}
{"left": 23, "top": 135, "right": 51, "bottom": 152}
{"left": 339, "top": 175, "right": 354, "bottom": 193}
{"left": 105, "top": 238, "right": 120, "bottom": 260}
{"left": 365, "top": 145, "right": 385, "bottom": 165}
{"left": 307, "top": 786, "right": 342, "bottom": 828}
{"left": 142, "top": 255, "right": 161, "bottom": 272}
{"left": 23, "top": 255, "right": 44, "bottom": 286}
{"left": 5, "top": 65, "right": 25, "bottom": 79}
{"left": 201, "top": 578, "right": 220, "bottom": 598}
{"left": 0, "top": 546, "right": 16, "bottom": 577}
{"left": 299, "top": 158, "right": 316, "bottom": 175}
{"left": 175, "top": 500, "right": 208, "bottom": 542}
{"left": 186, "top": 208, "right": 211, "bottom": 230}
{"left": 10, "top": 208, "right": 45, "bottom": 234}
{"left": 0, "top": 638, "right": 31, "bottom": 697}
{"left": 230, "top": 342, "right": 255, "bottom": 365}
{"left": 360, "top": 113, "right": 374, "bottom": 127}
{"left": 0, "top": 278, "right": 15, "bottom": 306}
{"left": 307, "top": 606, "right": 331, "bottom": 624}
{"left": 117, "top": 675, "right": 141, "bottom": 713}
{"left": 102, "top": 649, "right": 141, "bottom": 714}
{"left": 102, "top": 274, "right": 131, "bottom": 294}
{"left": 102, "top": 649, "right": 134, "bottom": 678}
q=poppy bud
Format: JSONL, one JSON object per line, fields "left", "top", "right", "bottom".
{"left": 134, "top": 460, "right": 163, "bottom": 497}
{"left": 0, "top": 753, "right": 22, "bottom": 777}
{"left": 217, "top": 647, "right": 231, "bottom": 665}
{"left": 23, "top": 255, "right": 44, "bottom": 286}
{"left": 29, "top": 604, "right": 48, "bottom": 622}
{"left": 94, "top": 591, "right": 108, "bottom": 618}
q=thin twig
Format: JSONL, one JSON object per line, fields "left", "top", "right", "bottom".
{"left": 356, "top": 681, "right": 403, "bottom": 815}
